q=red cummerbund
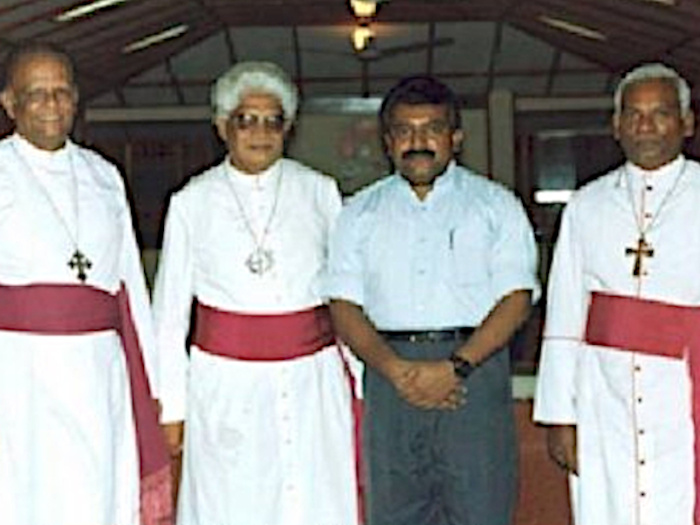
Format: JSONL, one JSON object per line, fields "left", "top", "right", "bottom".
{"left": 192, "top": 301, "right": 335, "bottom": 361}
{"left": 0, "top": 283, "right": 119, "bottom": 334}
{"left": 584, "top": 291, "right": 699, "bottom": 359}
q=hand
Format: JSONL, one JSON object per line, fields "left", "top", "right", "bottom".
{"left": 161, "top": 421, "right": 185, "bottom": 507}
{"left": 387, "top": 359, "right": 464, "bottom": 410}
{"left": 546, "top": 424, "right": 578, "bottom": 475}
{"left": 162, "top": 421, "right": 185, "bottom": 457}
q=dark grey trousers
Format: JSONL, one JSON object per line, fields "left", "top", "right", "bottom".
{"left": 364, "top": 340, "right": 517, "bottom": 525}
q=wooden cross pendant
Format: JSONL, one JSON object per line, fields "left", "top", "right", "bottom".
{"left": 625, "top": 235, "right": 654, "bottom": 277}
{"left": 68, "top": 249, "right": 92, "bottom": 283}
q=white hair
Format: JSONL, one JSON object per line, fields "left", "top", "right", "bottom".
{"left": 614, "top": 62, "right": 691, "bottom": 116}
{"left": 211, "top": 61, "right": 299, "bottom": 122}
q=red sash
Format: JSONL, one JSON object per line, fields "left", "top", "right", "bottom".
{"left": 192, "top": 302, "right": 334, "bottom": 360}
{"left": 0, "top": 283, "right": 173, "bottom": 525}
{"left": 585, "top": 291, "right": 700, "bottom": 524}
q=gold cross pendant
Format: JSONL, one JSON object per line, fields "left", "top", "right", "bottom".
{"left": 625, "top": 235, "right": 654, "bottom": 277}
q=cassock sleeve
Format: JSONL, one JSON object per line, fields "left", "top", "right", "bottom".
{"left": 322, "top": 197, "right": 366, "bottom": 307}
{"left": 152, "top": 192, "right": 195, "bottom": 423}
{"left": 533, "top": 200, "right": 588, "bottom": 424}
{"left": 118, "top": 180, "right": 160, "bottom": 398}
{"left": 318, "top": 174, "right": 342, "bottom": 256}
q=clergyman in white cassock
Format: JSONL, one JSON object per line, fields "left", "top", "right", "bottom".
{"left": 0, "top": 44, "right": 170, "bottom": 525}
{"left": 534, "top": 63, "right": 700, "bottom": 525}
{"left": 153, "top": 61, "right": 359, "bottom": 525}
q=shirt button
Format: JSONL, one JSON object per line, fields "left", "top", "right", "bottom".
{"left": 635, "top": 366, "right": 642, "bottom": 372}
{"left": 644, "top": 212, "right": 652, "bottom": 219}
{"left": 640, "top": 491, "right": 646, "bottom": 497}
{"left": 639, "top": 428, "right": 645, "bottom": 435}
{"left": 640, "top": 459, "right": 646, "bottom": 466}
{"left": 637, "top": 397, "right": 643, "bottom": 403}
{"left": 646, "top": 185, "right": 653, "bottom": 191}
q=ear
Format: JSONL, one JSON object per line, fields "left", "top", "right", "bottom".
{"left": 1, "top": 89, "right": 17, "bottom": 121}
{"left": 451, "top": 128, "right": 464, "bottom": 153}
{"left": 683, "top": 111, "right": 695, "bottom": 138}
{"left": 382, "top": 132, "right": 393, "bottom": 152}
{"left": 283, "top": 120, "right": 293, "bottom": 138}
{"left": 612, "top": 114, "right": 621, "bottom": 141}
{"left": 214, "top": 118, "right": 228, "bottom": 142}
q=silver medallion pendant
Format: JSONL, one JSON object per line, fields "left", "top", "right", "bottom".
{"left": 245, "top": 247, "right": 274, "bottom": 275}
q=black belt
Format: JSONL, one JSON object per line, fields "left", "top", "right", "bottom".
{"left": 379, "top": 327, "right": 475, "bottom": 343}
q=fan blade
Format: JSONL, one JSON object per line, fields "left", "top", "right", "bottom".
{"left": 371, "top": 36, "right": 455, "bottom": 59}
{"left": 302, "top": 46, "right": 355, "bottom": 58}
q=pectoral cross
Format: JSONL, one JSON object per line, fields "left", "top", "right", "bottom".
{"left": 625, "top": 235, "right": 654, "bottom": 277}
{"left": 68, "top": 249, "right": 92, "bottom": 282}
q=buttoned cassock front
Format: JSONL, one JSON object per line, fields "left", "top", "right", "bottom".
{"left": 153, "top": 158, "right": 359, "bottom": 525}
{"left": 534, "top": 155, "right": 699, "bottom": 525}
{"left": 0, "top": 134, "right": 158, "bottom": 525}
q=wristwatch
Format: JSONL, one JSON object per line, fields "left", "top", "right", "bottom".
{"left": 449, "top": 353, "right": 475, "bottom": 379}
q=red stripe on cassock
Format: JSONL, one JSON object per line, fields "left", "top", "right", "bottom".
{"left": 585, "top": 291, "right": 700, "bottom": 525}
{"left": 0, "top": 283, "right": 173, "bottom": 525}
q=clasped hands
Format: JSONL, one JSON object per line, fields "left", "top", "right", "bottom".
{"left": 386, "top": 358, "right": 466, "bottom": 410}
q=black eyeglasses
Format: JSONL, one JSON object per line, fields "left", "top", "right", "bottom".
{"left": 229, "top": 113, "right": 286, "bottom": 132}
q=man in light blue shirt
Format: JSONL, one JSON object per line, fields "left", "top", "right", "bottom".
{"left": 325, "top": 75, "right": 539, "bottom": 525}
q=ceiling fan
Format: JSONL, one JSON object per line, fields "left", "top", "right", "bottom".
{"left": 302, "top": 36, "right": 455, "bottom": 62}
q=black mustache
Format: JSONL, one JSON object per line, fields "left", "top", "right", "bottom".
{"left": 402, "top": 149, "right": 436, "bottom": 159}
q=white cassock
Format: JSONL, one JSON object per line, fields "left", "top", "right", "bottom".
{"left": 534, "top": 155, "right": 699, "bottom": 525}
{"left": 0, "top": 133, "right": 158, "bottom": 525}
{"left": 153, "top": 158, "right": 359, "bottom": 525}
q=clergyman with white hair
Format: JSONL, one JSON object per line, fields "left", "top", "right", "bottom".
{"left": 152, "top": 61, "right": 360, "bottom": 525}
{"left": 534, "top": 62, "right": 700, "bottom": 524}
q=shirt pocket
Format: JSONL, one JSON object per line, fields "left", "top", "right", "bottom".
{"left": 446, "top": 224, "right": 491, "bottom": 286}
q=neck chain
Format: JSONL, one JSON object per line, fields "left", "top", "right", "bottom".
{"left": 623, "top": 159, "right": 686, "bottom": 278}
{"left": 224, "top": 163, "right": 283, "bottom": 275}
{"left": 12, "top": 139, "right": 92, "bottom": 282}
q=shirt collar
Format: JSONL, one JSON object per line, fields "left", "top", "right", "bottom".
{"left": 618, "top": 155, "right": 686, "bottom": 192}
{"left": 224, "top": 157, "right": 283, "bottom": 188}
{"left": 394, "top": 159, "right": 458, "bottom": 199}
{"left": 12, "top": 132, "right": 73, "bottom": 174}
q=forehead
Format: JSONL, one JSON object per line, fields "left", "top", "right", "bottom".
{"left": 234, "top": 91, "right": 283, "bottom": 113}
{"left": 621, "top": 78, "right": 679, "bottom": 108}
{"left": 389, "top": 103, "right": 451, "bottom": 122}
{"left": 10, "top": 54, "right": 73, "bottom": 90}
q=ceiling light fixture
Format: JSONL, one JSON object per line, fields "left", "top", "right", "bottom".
{"left": 539, "top": 15, "right": 607, "bottom": 41}
{"left": 349, "top": 0, "right": 378, "bottom": 18}
{"left": 351, "top": 24, "right": 374, "bottom": 52}
{"left": 55, "top": 0, "right": 129, "bottom": 22}
{"left": 123, "top": 24, "right": 189, "bottom": 53}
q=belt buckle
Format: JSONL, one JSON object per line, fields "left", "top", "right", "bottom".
{"left": 425, "top": 331, "right": 441, "bottom": 343}
{"left": 410, "top": 331, "right": 441, "bottom": 343}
